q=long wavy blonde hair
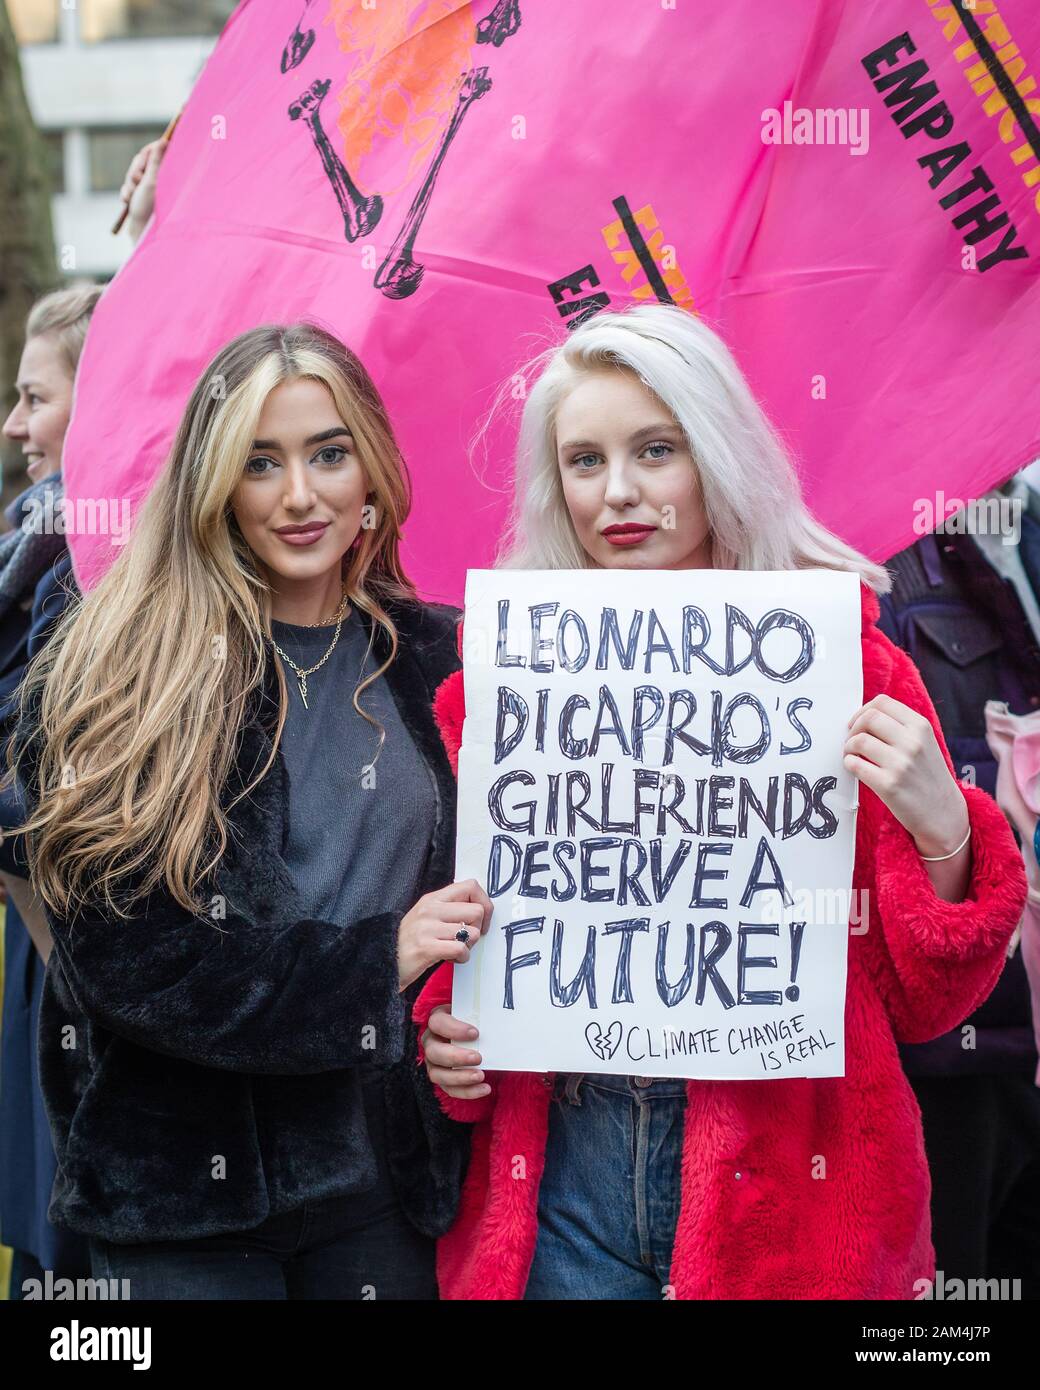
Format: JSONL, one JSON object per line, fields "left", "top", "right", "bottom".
{"left": 6, "top": 322, "right": 416, "bottom": 920}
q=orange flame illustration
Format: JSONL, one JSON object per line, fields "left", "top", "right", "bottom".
{"left": 324, "top": 0, "right": 479, "bottom": 196}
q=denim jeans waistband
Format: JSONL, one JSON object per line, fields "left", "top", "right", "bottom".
{"left": 556, "top": 1072, "right": 688, "bottom": 1104}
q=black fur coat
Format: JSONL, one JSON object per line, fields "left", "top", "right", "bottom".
{"left": 10, "top": 598, "right": 470, "bottom": 1244}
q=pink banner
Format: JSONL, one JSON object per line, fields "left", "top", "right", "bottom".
{"left": 63, "top": 0, "right": 1040, "bottom": 602}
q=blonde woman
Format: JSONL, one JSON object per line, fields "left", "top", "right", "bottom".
{"left": 4, "top": 322, "right": 489, "bottom": 1300}
{"left": 416, "top": 303, "right": 1027, "bottom": 1300}
{"left": 1, "top": 283, "right": 101, "bottom": 1295}
{"left": 1, "top": 283, "right": 103, "bottom": 954}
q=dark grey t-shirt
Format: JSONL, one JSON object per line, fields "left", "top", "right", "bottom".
{"left": 270, "top": 609, "right": 439, "bottom": 930}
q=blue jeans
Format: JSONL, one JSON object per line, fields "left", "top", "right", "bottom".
{"left": 88, "top": 1081, "right": 436, "bottom": 1300}
{"left": 524, "top": 1071, "right": 686, "bottom": 1300}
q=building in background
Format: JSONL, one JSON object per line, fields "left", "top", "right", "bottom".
{"left": 9, "top": 0, "right": 235, "bottom": 281}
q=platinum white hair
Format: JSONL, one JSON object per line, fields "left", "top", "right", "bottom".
{"left": 490, "top": 302, "right": 890, "bottom": 592}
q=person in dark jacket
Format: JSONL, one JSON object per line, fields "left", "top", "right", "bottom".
{"left": 878, "top": 480, "right": 1040, "bottom": 1298}
{"left": 0, "top": 284, "right": 102, "bottom": 1297}
{"left": 1, "top": 322, "right": 488, "bottom": 1300}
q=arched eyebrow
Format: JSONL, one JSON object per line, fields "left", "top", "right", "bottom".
{"left": 559, "top": 423, "right": 681, "bottom": 450}
{"left": 251, "top": 427, "right": 354, "bottom": 449}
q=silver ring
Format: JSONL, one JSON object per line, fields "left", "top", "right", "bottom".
{"left": 455, "top": 928, "right": 470, "bottom": 944}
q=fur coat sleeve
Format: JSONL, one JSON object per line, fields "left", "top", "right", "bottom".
{"left": 857, "top": 619, "right": 1026, "bottom": 1043}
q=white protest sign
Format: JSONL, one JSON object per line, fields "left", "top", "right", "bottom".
{"left": 452, "top": 569, "right": 863, "bottom": 1079}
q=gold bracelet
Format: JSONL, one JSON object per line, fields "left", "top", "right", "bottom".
{"left": 918, "top": 825, "right": 971, "bottom": 862}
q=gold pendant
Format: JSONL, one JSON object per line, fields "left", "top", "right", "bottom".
{"left": 299, "top": 677, "right": 308, "bottom": 709}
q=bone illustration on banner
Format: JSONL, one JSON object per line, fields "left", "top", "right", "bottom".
{"left": 375, "top": 66, "right": 493, "bottom": 300}
{"left": 281, "top": 0, "right": 318, "bottom": 74}
{"left": 477, "top": 0, "right": 522, "bottom": 48}
{"left": 289, "top": 78, "right": 384, "bottom": 242}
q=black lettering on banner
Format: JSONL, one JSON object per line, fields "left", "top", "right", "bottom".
{"left": 861, "top": 31, "right": 1029, "bottom": 273}
{"left": 478, "top": 589, "right": 848, "bottom": 1038}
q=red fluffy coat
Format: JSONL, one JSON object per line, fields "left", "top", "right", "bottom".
{"left": 414, "top": 583, "right": 1026, "bottom": 1299}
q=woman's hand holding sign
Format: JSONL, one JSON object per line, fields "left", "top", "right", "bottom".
{"left": 422, "top": 1007, "right": 490, "bottom": 1099}
{"left": 397, "top": 880, "right": 493, "bottom": 991}
{"left": 843, "top": 693, "right": 971, "bottom": 902}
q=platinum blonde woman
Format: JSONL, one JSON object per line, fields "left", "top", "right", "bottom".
{"left": 4, "top": 322, "right": 490, "bottom": 1300}
{"left": 415, "top": 303, "right": 1026, "bottom": 1300}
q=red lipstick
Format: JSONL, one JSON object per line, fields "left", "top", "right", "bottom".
{"left": 601, "top": 522, "right": 657, "bottom": 548}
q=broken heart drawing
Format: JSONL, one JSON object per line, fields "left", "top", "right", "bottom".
{"left": 584, "top": 1021, "right": 622, "bottom": 1063}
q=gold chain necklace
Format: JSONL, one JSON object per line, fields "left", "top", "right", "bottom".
{"left": 296, "top": 585, "right": 350, "bottom": 627}
{"left": 271, "top": 591, "right": 350, "bottom": 709}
